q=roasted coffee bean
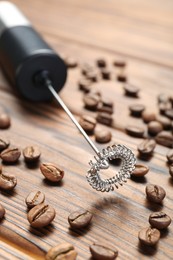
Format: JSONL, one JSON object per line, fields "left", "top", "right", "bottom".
{"left": 68, "top": 209, "right": 93, "bottom": 229}
{"left": 158, "top": 93, "right": 170, "bottom": 104}
{"left": 148, "top": 121, "right": 163, "bottom": 136}
{"left": 78, "top": 78, "right": 92, "bottom": 93}
{"left": 149, "top": 212, "right": 171, "bottom": 230}
{"left": 0, "top": 147, "right": 21, "bottom": 163}
{"left": 155, "top": 131, "right": 173, "bottom": 148}
{"left": 25, "top": 191, "right": 45, "bottom": 208}
{"left": 90, "top": 242, "right": 118, "bottom": 260}
{"left": 138, "top": 227, "right": 160, "bottom": 246}
{"left": 142, "top": 111, "right": 156, "bottom": 124}
{"left": 95, "top": 128, "right": 112, "bottom": 143}
{"left": 123, "top": 83, "right": 140, "bottom": 97}
{"left": 81, "top": 63, "right": 95, "bottom": 76}
{"left": 113, "top": 59, "right": 126, "bottom": 68}
{"left": 164, "top": 109, "right": 173, "bottom": 120}
{"left": 0, "top": 171, "right": 17, "bottom": 190}
{"left": 27, "top": 203, "right": 56, "bottom": 228}
{"left": 97, "top": 98, "right": 114, "bottom": 114}
{"left": 138, "top": 139, "right": 156, "bottom": 156}
{"left": 40, "top": 163, "right": 64, "bottom": 182}
{"left": 46, "top": 243, "right": 77, "bottom": 260}
{"left": 125, "top": 125, "right": 145, "bottom": 138}
{"left": 156, "top": 115, "right": 172, "bottom": 130}
{"left": 83, "top": 93, "right": 100, "bottom": 110}
{"left": 0, "top": 138, "right": 10, "bottom": 152}
{"left": 169, "top": 164, "right": 173, "bottom": 178}
{"left": 0, "top": 203, "right": 5, "bottom": 220}
{"left": 79, "top": 115, "right": 96, "bottom": 133}
{"left": 131, "top": 164, "right": 149, "bottom": 177}
{"left": 101, "top": 68, "right": 111, "bottom": 80}
{"left": 146, "top": 184, "right": 166, "bottom": 203}
{"left": 96, "top": 112, "right": 113, "bottom": 126}
{"left": 166, "top": 149, "right": 173, "bottom": 163}
{"left": 129, "top": 104, "right": 145, "bottom": 117}
{"left": 23, "top": 146, "right": 41, "bottom": 163}
{"left": 117, "top": 73, "right": 127, "bottom": 82}
{"left": 0, "top": 113, "right": 11, "bottom": 129}
{"left": 158, "top": 102, "right": 172, "bottom": 115}
{"left": 96, "top": 59, "right": 107, "bottom": 68}
{"left": 86, "top": 70, "right": 98, "bottom": 82}
{"left": 64, "top": 56, "right": 78, "bottom": 68}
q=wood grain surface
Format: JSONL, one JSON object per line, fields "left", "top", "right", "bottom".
{"left": 0, "top": 0, "right": 173, "bottom": 259}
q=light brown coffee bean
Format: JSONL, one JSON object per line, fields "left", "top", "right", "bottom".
{"left": 27, "top": 203, "right": 56, "bottom": 228}
{"left": 129, "top": 104, "right": 145, "bottom": 117}
{"left": 90, "top": 242, "right": 118, "bottom": 260}
{"left": 97, "top": 98, "right": 114, "bottom": 114}
{"left": 158, "top": 93, "right": 170, "bottom": 104}
{"left": 137, "top": 139, "right": 156, "bottom": 156}
{"left": 40, "top": 163, "right": 64, "bottom": 182}
{"left": 149, "top": 212, "right": 171, "bottom": 230}
{"left": 125, "top": 125, "right": 145, "bottom": 138}
{"left": 146, "top": 184, "right": 166, "bottom": 203}
{"left": 156, "top": 115, "right": 172, "bottom": 130}
{"left": 25, "top": 191, "right": 45, "bottom": 208}
{"left": 0, "top": 203, "right": 5, "bottom": 220}
{"left": 131, "top": 164, "right": 149, "bottom": 177}
{"left": 96, "top": 112, "right": 113, "bottom": 126}
{"left": 97, "top": 59, "right": 107, "bottom": 68}
{"left": 113, "top": 59, "right": 126, "bottom": 68}
{"left": 46, "top": 243, "right": 77, "bottom": 260}
{"left": 83, "top": 93, "right": 100, "bottom": 110}
{"left": 64, "top": 56, "right": 78, "bottom": 68}
{"left": 68, "top": 209, "right": 93, "bottom": 229}
{"left": 79, "top": 115, "right": 96, "bottom": 133}
{"left": 0, "top": 138, "right": 10, "bottom": 152}
{"left": 166, "top": 149, "right": 173, "bottom": 163}
{"left": 142, "top": 111, "right": 156, "bottom": 123}
{"left": 0, "top": 147, "right": 21, "bottom": 163}
{"left": 95, "top": 128, "right": 112, "bottom": 143}
{"left": 0, "top": 171, "right": 17, "bottom": 190}
{"left": 101, "top": 68, "right": 111, "bottom": 80}
{"left": 0, "top": 113, "right": 11, "bottom": 129}
{"left": 138, "top": 227, "right": 160, "bottom": 246}
{"left": 23, "top": 146, "right": 41, "bottom": 162}
{"left": 123, "top": 83, "right": 140, "bottom": 97}
{"left": 148, "top": 121, "right": 163, "bottom": 136}
{"left": 78, "top": 78, "right": 92, "bottom": 93}
{"left": 155, "top": 131, "right": 173, "bottom": 148}
{"left": 81, "top": 63, "right": 95, "bottom": 76}
{"left": 169, "top": 164, "right": 173, "bottom": 178}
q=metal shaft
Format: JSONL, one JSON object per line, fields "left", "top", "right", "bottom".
{"left": 47, "top": 83, "right": 100, "bottom": 156}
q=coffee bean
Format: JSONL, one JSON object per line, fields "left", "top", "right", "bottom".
{"left": 83, "top": 93, "right": 100, "bottom": 110}
{"left": 146, "top": 184, "right": 166, "bottom": 203}
{"left": 137, "top": 139, "right": 156, "bottom": 156}
{"left": 113, "top": 59, "right": 126, "bottom": 68}
{"left": 156, "top": 115, "right": 172, "bottom": 130}
{"left": 68, "top": 209, "right": 93, "bottom": 229}
{"left": 0, "top": 170, "right": 17, "bottom": 190}
{"left": 101, "top": 68, "right": 111, "bottom": 80}
{"left": 138, "top": 227, "right": 160, "bottom": 246}
{"left": 142, "top": 111, "right": 156, "bottom": 123}
{"left": 0, "top": 113, "right": 11, "bottom": 129}
{"left": 64, "top": 56, "right": 78, "bottom": 68}
{"left": 131, "top": 164, "right": 149, "bottom": 177}
{"left": 95, "top": 128, "right": 112, "bottom": 143}
{"left": 78, "top": 78, "right": 92, "bottom": 93}
{"left": 158, "top": 102, "right": 172, "bottom": 115}
{"left": 40, "top": 163, "right": 64, "bottom": 182}
{"left": 123, "top": 83, "right": 140, "bottom": 97}
{"left": 148, "top": 121, "right": 163, "bottom": 136}
{"left": 117, "top": 73, "right": 127, "bottom": 82}
{"left": 166, "top": 149, "right": 173, "bottom": 163}
{"left": 96, "top": 59, "right": 107, "bottom": 68}
{"left": 129, "top": 104, "right": 145, "bottom": 117}
{"left": 164, "top": 109, "right": 173, "bottom": 120}
{"left": 96, "top": 112, "right": 113, "bottom": 126}
{"left": 155, "top": 131, "right": 173, "bottom": 148}
{"left": 46, "top": 243, "right": 77, "bottom": 260}
{"left": 158, "top": 93, "right": 170, "bottom": 104}
{"left": 125, "top": 125, "right": 145, "bottom": 138}
{"left": 149, "top": 212, "right": 171, "bottom": 230}
{"left": 169, "top": 164, "right": 173, "bottom": 178}
{"left": 0, "top": 138, "right": 10, "bottom": 152}
{"left": 27, "top": 203, "right": 56, "bottom": 228}
{"left": 23, "top": 146, "right": 41, "bottom": 163}
{"left": 81, "top": 63, "right": 95, "bottom": 76}
{"left": 86, "top": 70, "right": 98, "bottom": 82}
{"left": 0, "top": 147, "right": 21, "bottom": 163}
{"left": 97, "top": 98, "right": 114, "bottom": 114}
{"left": 90, "top": 242, "right": 118, "bottom": 260}
{"left": 0, "top": 203, "right": 5, "bottom": 220}
{"left": 79, "top": 115, "right": 96, "bottom": 133}
{"left": 25, "top": 191, "right": 45, "bottom": 208}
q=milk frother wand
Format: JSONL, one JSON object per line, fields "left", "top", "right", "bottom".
{"left": 0, "top": 1, "right": 136, "bottom": 192}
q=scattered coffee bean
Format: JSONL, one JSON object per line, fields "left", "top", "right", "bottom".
{"left": 64, "top": 56, "right": 78, "bottom": 68}
{"left": 95, "top": 128, "right": 112, "bottom": 143}
{"left": 0, "top": 171, "right": 17, "bottom": 190}
{"left": 81, "top": 63, "right": 95, "bottom": 76}
{"left": 0, "top": 113, "right": 11, "bottom": 129}
{"left": 83, "top": 93, "right": 100, "bottom": 111}
{"left": 78, "top": 78, "right": 92, "bottom": 93}
{"left": 138, "top": 227, "right": 160, "bottom": 246}
{"left": 155, "top": 131, "right": 173, "bottom": 148}
{"left": 0, "top": 147, "right": 21, "bottom": 163}
{"left": 158, "top": 93, "right": 170, "bottom": 104}
{"left": 46, "top": 243, "right": 77, "bottom": 260}
{"left": 90, "top": 242, "right": 118, "bottom": 260}
{"left": 169, "top": 164, "right": 173, "bottom": 178}
{"left": 156, "top": 115, "right": 172, "bottom": 130}
{"left": 79, "top": 115, "right": 96, "bottom": 133}
{"left": 123, "top": 83, "right": 140, "bottom": 97}
{"left": 149, "top": 212, "right": 171, "bottom": 230}
{"left": 25, "top": 191, "right": 45, "bottom": 208}
{"left": 86, "top": 70, "right": 98, "bottom": 82}
{"left": 68, "top": 209, "right": 93, "bottom": 229}
{"left": 148, "top": 121, "right": 163, "bottom": 136}
{"left": 96, "top": 59, "right": 107, "bottom": 68}
{"left": 146, "top": 184, "right": 166, "bottom": 203}
{"left": 23, "top": 146, "right": 41, "bottom": 163}
{"left": 166, "top": 149, "right": 173, "bottom": 163}
{"left": 0, "top": 138, "right": 10, "bottom": 152}
{"left": 138, "top": 139, "right": 156, "bottom": 156}
{"left": 158, "top": 102, "right": 172, "bottom": 115}
{"left": 100, "top": 68, "right": 111, "bottom": 80}
{"left": 117, "top": 73, "right": 127, "bottom": 82}
{"left": 129, "top": 104, "right": 145, "bottom": 117}
{"left": 96, "top": 112, "right": 113, "bottom": 126}
{"left": 40, "top": 163, "right": 64, "bottom": 182}
{"left": 0, "top": 203, "right": 5, "bottom": 220}
{"left": 113, "top": 59, "right": 126, "bottom": 68}
{"left": 164, "top": 109, "right": 173, "bottom": 120}
{"left": 125, "top": 125, "right": 145, "bottom": 138}
{"left": 142, "top": 111, "right": 156, "bottom": 123}
{"left": 27, "top": 203, "right": 56, "bottom": 228}
{"left": 97, "top": 98, "right": 114, "bottom": 114}
{"left": 131, "top": 164, "right": 149, "bottom": 177}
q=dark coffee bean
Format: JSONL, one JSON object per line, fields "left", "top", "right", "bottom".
{"left": 123, "top": 83, "right": 140, "bottom": 97}
{"left": 169, "top": 164, "right": 173, "bottom": 178}
{"left": 68, "top": 209, "right": 93, "bottom": 229}
{"left": 138, "top": 139, "right": 156, "bottom": 156}
{"left": 156, "top": 115, "right": 172, "bottom": 130}
{"left": 158, "top": 93, "right": 170, "bottom": 104}
{"left": 146, "top": 184, "right": 166, "bottom": 203}
{"left": 23, "top": 146, "right": 41, "bottom": 163}
{"left": 79, "top": 115, "right": 96, "bottom": 133}
{"left": 164, "top": 109, "right": 173, "bottom": 120}
{"left": 142, "top": 111, "right": 156, "bottom": 123}
{"left": 25, "top": 191, "right": 45, "bottom": 208}
{"left": 90, "top": 242, "right": 118, "bottom": 260}
{"left": 129, "top": 104, "right": 145, "bottom": 117}
{"left": 0, "top": 203, "right": 5, "bottom": 220}
{"left": 155, "top": 131, "right": 173, "bottom": 148}
{"left": 125, "top": 125, "right": 145, "bottom": 138}
{"left": 101, "top": 68, "right": 111, "bottom": 80}
{"left": 158, "top": 102, "right": 172, "bottom": 115}
{"left": 138, "top": 227, "right": 160, "bottom": 246}
{"left": 0, "top": 138, "right": 10, "bottom": 152}
{"left": 96, "top": 59, "right": 107, "bottom": 68}
{"left": 83, "top": 93, "right": 100, "bottom": 110}
{"left": 117, "top": 73, "right": 127, "bottom": 82}
{"left": 64, "top": 56, "right": 78, "bottom": 68}
{"left": 27, "top": 203, "right": 56, "bottom": 228}
{"left": 148, "top": 121, "right": 163, "bottom": 136}
{"left": 149, "top": 212, "right": 171, "bottom": 230}
{"left": 96, "top": 112, "right": 113, "bottom": 126}
{"left": 97, "top": 98, "right": 114, "bottom": 114}
{"left": 166, "top": 149, "right": 173, "bottom": 163}
{"left": 95, "top": 128, "right": 112, "bottom": 143}
{"left": 40, "top": 163, "right": 64, "bottom": 182}
{"left": 78, "top": 78, "right": 92, "bottom": 93}
{"left": 0, "top": 147, "right": 21, "bottom": 163}
{"left": 131, "top": 164, "right": 149, "bottom": 177}
{"left": 46, "top": 243, "right": 77, "bottom": 260}
{"left": 0, "top": 170, "right": 17, "bottom": 190}
{"left": 0, "top": 113, "right": 11, "bottom": 129}
{"left": 113, "top": 59, "right": 126, "bottom": 68}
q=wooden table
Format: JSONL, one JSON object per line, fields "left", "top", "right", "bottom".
{"left": 0, "top": 0, "right": 173, "bottom": 259}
